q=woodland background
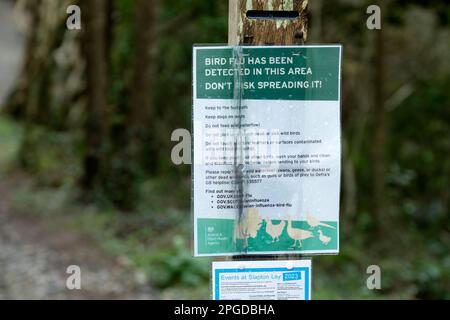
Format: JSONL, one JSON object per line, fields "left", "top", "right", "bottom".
{"left": 0, "top": 0, "right": 449, "bottom": 299}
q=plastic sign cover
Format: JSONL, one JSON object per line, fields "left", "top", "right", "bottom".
{"left": 193, "top": 45, "right": 342, "bottom": 256}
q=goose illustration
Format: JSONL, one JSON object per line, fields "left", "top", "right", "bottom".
{"left": 306, "top": 212, "right": 336, "bottom": 230}
{"left": 286, "top": 215, "right": 313, "bottom": 248}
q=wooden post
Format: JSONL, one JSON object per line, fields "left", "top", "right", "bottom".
{"left": 228, "top": 0, "right": 309, "bottom": 46}
{"left": 228, "top": 0, "right": 309, "bottom": 260}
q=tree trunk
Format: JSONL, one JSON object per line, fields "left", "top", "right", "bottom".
{"left": 128, "top": 0, "right": 156, "bottom": 167}
{"left": 4, "top": 0, "right": 41, "bottom": 119}
{"left": 372, "top": 17, "right": 387, "bottom": 232}
{"left": 105, "top": 0, "right": 157, "bottom": 210}
{"left": 80, "top": 0, "right": 110, "bottom": 192}
{"left": 308, "top": 0, "right": 322, "bottom": 41}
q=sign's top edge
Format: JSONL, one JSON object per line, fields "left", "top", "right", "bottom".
{"left": 193, "top": 44, "right": 343, "bottom": 50}
{"left": 212, "top": 260, "right": 312, "bottom": 266}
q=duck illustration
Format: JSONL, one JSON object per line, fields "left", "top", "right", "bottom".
{"left": 318, "top": 230, "right": 331, "bottom": 245}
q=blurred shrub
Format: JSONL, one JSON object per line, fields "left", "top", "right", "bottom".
{"left": 149, "top": 236, "right": 210, "bottom": 289}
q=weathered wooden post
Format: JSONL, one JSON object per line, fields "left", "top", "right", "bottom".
{"left": 228, "top": 0, "right": 309, "bottom": 262}
{"left": 228, "top": 0, "right": 309, "bottom": 46}
{"left": 195, "top": 1, "right": 341, "bottom": 300}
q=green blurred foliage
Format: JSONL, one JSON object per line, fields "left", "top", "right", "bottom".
{"left": 0, "top": 0, "right": 449, "bottom": 299}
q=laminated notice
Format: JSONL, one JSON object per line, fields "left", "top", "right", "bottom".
{"left": 193, "top": 45, "right": 342, "bottom": 256}
{"left": 212, "top": 260, "right": 312, "bottom": 300}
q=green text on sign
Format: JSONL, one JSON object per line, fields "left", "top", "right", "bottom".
{"left": 194, "top": 46, "right": 341, "bottom": 101}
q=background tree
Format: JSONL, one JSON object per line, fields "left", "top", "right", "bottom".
{"left": 80, "top": 0, "right": 111, "bottom": 193}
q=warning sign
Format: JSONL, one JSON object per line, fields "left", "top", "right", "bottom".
{"left": 193, "top": 45, "right": 342, "bottom": 256}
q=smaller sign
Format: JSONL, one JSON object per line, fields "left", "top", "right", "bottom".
{"left": 212, "top": 260, "right": 312, "bottom": 300}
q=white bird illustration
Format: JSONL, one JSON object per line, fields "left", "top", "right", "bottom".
{"left": 265, "top": 217, "right": 286, "bottom": 243}
{"left": 318, "top": 230, "right": 331, "bottom": 245}
{"left": 306, "top": 212, "right": 336, "bottom": 230}
{"left": 235, "top": 208, "right": 263, "bottom": 240}
{"left": 286, "top": 215, "right": 313, "bottom": 248}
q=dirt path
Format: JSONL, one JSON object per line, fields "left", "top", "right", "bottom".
{"left": 0, "top": 1, "right": 156, "bottom": 300}
{"left": 0, "top": 175, "right": 156, "bottom": 299}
